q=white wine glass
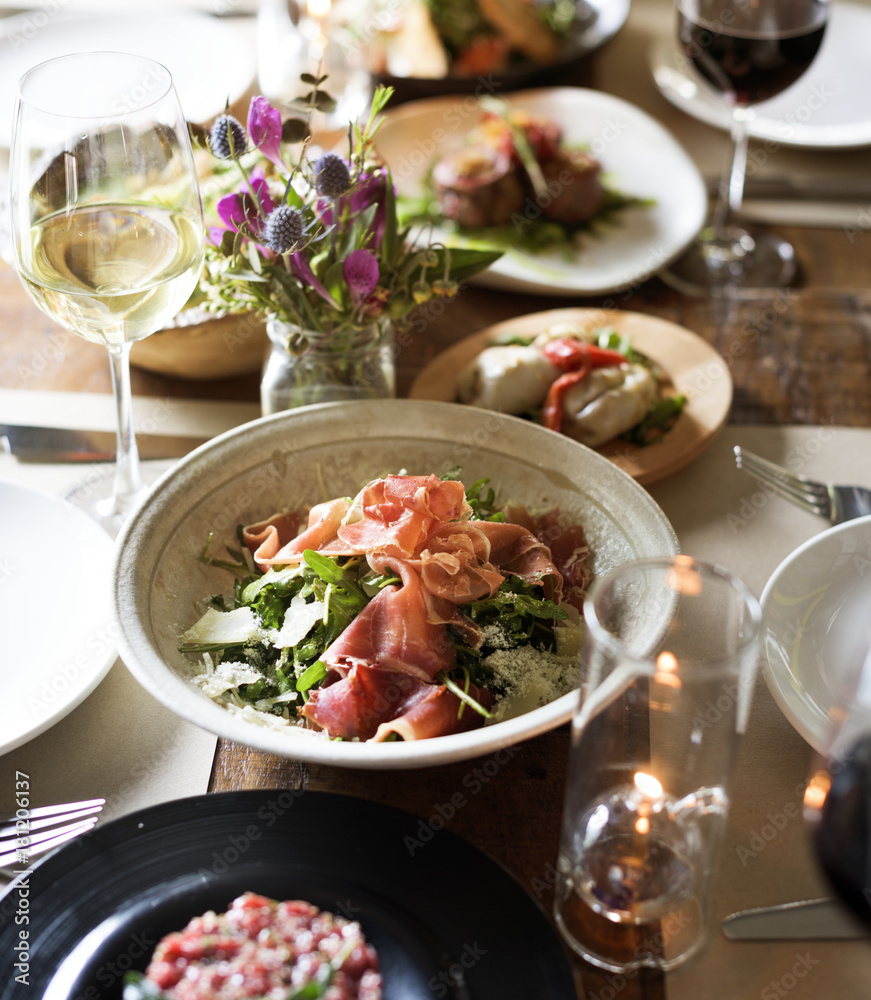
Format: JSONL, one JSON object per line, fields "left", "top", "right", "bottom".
{"left": 10, "top": 52, "right": 205, "bottom": 536}
{"left": 665, "top": 0, "right": 829, "bottom": 295}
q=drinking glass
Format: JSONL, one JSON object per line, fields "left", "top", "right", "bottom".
{"left": 10, "top": 52, "right": 205, "bottom": 536}
{"left": 554, "top": 556, "right": 762, "bottom": 972}
{"left": 665, "top": 0, "right": 829, "bottom": 294}
{"left": 804, "top": 644, "right": 871, "bottom": 931}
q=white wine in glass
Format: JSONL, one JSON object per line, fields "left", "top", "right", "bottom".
{"left": 10, "top": 52, "right": 205, "bottom": 535}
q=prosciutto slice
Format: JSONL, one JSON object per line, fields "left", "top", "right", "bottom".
{"left": 337, "top": 474, "right": 470, "bottom": 557}
{"left": 301, "top": 665, "right": 429, "bottom": 741}
{"left": 245, "top": 498, "right": 351, "bottom": 570}
{"left": 320, "top": 563, "right": 455, "bottom": 683}
{"left": 372, "top": 682, "right": 495, "bottom": 742}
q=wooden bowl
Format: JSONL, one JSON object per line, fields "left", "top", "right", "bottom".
{"left": 130, "top": 308, "right": 268, "bottom": 380}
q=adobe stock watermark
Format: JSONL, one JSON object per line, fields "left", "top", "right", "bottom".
{"left": 10, "top": 772, "right": 32, "bottom": 987}
{"left": 428, "top": 942, "right": 488, "bottom": 998}
{"left": 760, "top": 951, "right": 819, "bottom": 999}
{"left": 6, "top": 0, "right": 72, "bottom": 52}
{"left": 197, "top": 787, "right": 306, "bottom": 877}
{"left": 726, "top": 418, "right": 837, "bottom": 534}
{"left": 27, "top": 621, "right": 120, "bottom": 718}
{"left": 403, "top": 744, "right": 522, "bottom": 856}
{"left": 735, "top": 785, "right": 806, "bottom": 867}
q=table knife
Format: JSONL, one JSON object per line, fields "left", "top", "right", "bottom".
{"left": 0, "top": 423, "right": 210, "bottom": 462}
{"left": 722, "top": 898, "right": 867, "bottom": 941}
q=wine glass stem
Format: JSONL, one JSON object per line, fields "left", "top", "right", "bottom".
{"left": 106, "top": 342, "right": 144, "bottom": 515}
{"left": 713, "top": 106, "right": 750, "bottom": 229}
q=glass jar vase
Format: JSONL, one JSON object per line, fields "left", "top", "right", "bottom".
{"left": 261, "top": 316, "right": 396, "bottom": 414}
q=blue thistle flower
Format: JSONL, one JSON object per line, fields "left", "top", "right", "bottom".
{"left": 209, "top": 114, "right": 247, "bottom": 159}
{"left": 313, "top": 153, "right": 351, "bottom": 198}
{"left": 264, "top": 205, "right": 305, "bottom": 254}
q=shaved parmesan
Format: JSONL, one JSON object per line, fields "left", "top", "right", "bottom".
{"left": 271, "top": 595, "right": 327, "bottom": 649}
{"left": 196, "top": 660, "right": 264, "bottom": 698}
{"left": 181, "top": 606, "right": 262, "bottom": 648}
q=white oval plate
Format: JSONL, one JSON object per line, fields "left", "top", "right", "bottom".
{"left": 0, "top": 480, "right": 116, "bottom": 754}
{"left": 650, "top": 1, "right": 871, "bottom": 150}
{"left": 112, "top": 399, "right": 678, "bottom": 769}
{"left": 375, "top": 87, "right": 707, "bottom": 296}
{"left": 0, "top": 9, "right": 256, "bottom": 142}
{"left": 760, "top": 515, "right": 871, "bottom": 754}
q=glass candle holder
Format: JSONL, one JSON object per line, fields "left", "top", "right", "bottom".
{"left": 554, "top": 556, "right": 762, "bottom": 972}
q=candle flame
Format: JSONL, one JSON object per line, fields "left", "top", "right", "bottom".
{"left": 803, "top": 770, "right": 830, "bottom": 811}
{"left": 634, "top": 771, "right": 663, "bottom": 800}
{"left": 657, "top": 651, "right": 678, "bottom": 672}
{"left": 654, "top": 651, "right": 682, "bottom": 689}
{"left": 635, "top": 816, "right": 650, "bottom": 835}
{"left": 665, "top": 557, "right": 702, "bottom": 596}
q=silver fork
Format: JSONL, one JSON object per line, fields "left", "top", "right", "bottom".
{"left": 734, "top": 446, "right": 871, "bottom": 525}
{"left": 0, "top": 798, "right": 105, "bottom": 871}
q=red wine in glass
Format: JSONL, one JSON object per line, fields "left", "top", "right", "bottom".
{"left": 664, "top": 0, "right": 829, "bottom": 295}
{"left": 678, "top": 13, "right": 827, "bottom": 106}
{"left": 808, "top": 733, "right": 871, "bottom": 930}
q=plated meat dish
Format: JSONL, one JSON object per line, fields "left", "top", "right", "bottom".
{"left": 180, "top": 472, "right": 587, "bottom": 743}
{"left": 457, "top": 322, "right": 684, "bottom": 448}
{"left": 431, "top": 108, "right": 605, "bottom": 230}
{"left": 124, "top": 892, "right": 381, "bottom": 999}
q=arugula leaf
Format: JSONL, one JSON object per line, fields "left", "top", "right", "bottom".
{"left": 622, "top": 394, "right": 687, "bottom": 447}
{"left": 296, "top": 660, "right": 328, "bottom": 693}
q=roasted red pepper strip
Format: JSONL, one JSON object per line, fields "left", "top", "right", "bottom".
{"left": 540, "top": 340, "right": 628, "bottom": 433}
{"left": 542, "top": 362, "right": 590, "bottom": 431}
{"left": 541, "top": 338, "right": 627, "bottom": 372}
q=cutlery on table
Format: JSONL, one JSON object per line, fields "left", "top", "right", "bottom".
{"left": 0, "top": 798, "right": 105, "bottom": 872}
{"left": 0, "top": 423, "right": 209, "bottom": 462}
{"left": 722, "top": 897, "right": 867, "bottom": 940}
{"left": 734, "top": 446, "right": 871, "bottom": 524}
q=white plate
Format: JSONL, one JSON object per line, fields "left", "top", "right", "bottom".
{"left": 375, "top": 87, "right": 707, "bottom": 296}
{"left": 0, "top": 9, "right": 256, "bottom": 142}
{"left": 112, "top": 399, "right": 678, "bottom": 769}
{"left": 761, "top": 515, "right": 871, "bottom": 754}
{"left": 0, "top": 480, "right": 116, "bottom": 754}
{"left": 650, "top": 1, "right": 871, "bottom": 149}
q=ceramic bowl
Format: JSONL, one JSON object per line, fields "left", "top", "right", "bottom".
{"left": 112, "top": 399, "right": 678, "bottom": 768}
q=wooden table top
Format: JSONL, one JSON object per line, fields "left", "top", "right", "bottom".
{"left": 3, "top": 156, "right": 870, "bottom": 997}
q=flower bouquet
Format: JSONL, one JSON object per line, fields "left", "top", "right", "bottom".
{"left": 197, "top": 76, "right": 501, "bottom": 410}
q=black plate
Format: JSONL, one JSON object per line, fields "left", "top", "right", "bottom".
{"left": 377, "top": 0, "right": 629, "bottom": 104}
{"left": 0, "top": 791, "right": 575, "bottom": 999}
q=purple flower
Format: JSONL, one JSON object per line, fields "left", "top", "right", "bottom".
{"left": 209, "top": 114, "right": 246, "bottom": 159}
{"left": 247, "top": 96, "right": 287, "bottom": 169}
{"left": 319, "top": 167, "right": 390, "bottom": 252}
{"left": 264, "top": 205, "right": 305, "bottom": 253}
{"left": 343, "top": 249, "right": 379, "bottom": 305}
{"left": 215, "top": 168, "right": 275, "bottom": 246}
{"left": 290, "top": 252, "right": 339, "bottom": 309}
{"left": 313, "top": 153, "right": 351, "bottom": 198}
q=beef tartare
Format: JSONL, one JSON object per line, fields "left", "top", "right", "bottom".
{"left": 138, "top": 892, "right": 381, "bottom": 999}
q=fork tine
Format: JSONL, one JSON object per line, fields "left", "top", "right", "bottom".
{"left": 0, "top": 801, "right": 105, "bottom": 838}
{"left": 734, "top": 448, "right": 829, "bottom": 516}
{"left": 0, "top": 817, "right": 99, "bottom": 869}
{"left": 734, "top": 447, "right": 829, "bottom": 500}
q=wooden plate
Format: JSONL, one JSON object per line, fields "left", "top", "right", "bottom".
{"left": 409, "top": 307, "right": 732, "bottom": 485}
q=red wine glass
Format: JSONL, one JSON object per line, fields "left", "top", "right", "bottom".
{"left": 804, "top": 648, "right": 871, "bottom": 931}
{"left": 665, "top": 0, "right": 829, "bottom": 295}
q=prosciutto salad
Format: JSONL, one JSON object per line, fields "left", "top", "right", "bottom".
{"left": 181, "top": 471, "right": 588, "bottom": 743}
